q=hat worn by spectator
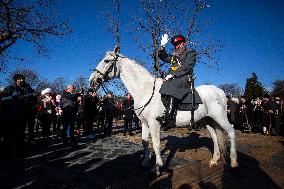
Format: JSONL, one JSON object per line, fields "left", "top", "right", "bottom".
{"left": 41, "top": 88, "right": 52, "bottom": 96}
{"left": 13, "top": 74, "right": 25, "bottom": 81}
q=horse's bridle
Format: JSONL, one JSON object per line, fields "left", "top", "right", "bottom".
{"left": 92, "top": 53, "right": 124, "bottom": 90}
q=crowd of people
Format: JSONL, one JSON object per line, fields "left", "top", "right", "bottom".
{"left": 0, "top": 74, "right": 139, "bottom": 159}
{"left": 227, "top": 95, "right": 283, "bottom": 136}
{"left": 0, "top": 73, "right": 283, "bottom": 160}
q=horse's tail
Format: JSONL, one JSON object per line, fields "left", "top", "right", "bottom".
{"left": 215, "top": 126, "right": 226, "bottom": 156}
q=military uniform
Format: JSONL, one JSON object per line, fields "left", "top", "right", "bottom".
{"left": 156, "top": 34, "right": 197, "bottom": 130}
{"left": 159, "top": 47, "right": 196, "bottom": 100}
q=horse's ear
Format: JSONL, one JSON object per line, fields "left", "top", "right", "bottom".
{"left": 114, "top": 44, "right": 120, "bottom": 54}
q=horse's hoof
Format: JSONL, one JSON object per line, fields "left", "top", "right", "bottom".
{"left": 231, "top": 159, "right": 238, "bottom": 168}
{"left": 209, "top": 160, "right": 218, "bottom": 167}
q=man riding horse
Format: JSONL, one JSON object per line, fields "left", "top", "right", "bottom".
{"left": 156, "top": 34, "right": 197, "bottom": 131}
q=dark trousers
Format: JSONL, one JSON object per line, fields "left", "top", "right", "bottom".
{"left": 2, "top": 116, "right": 27, "bottom": 156}
{"left": 27, "top": 114, "right": 36, "bottom": 141}
{"left": 124, "top": 119, "right": 133, "bottom": 134}
{"left": 41, "top": 114, "right": 53, "bottom": 139}
{"left": 56, "top": 115, "right": 63, "bottom": 134}
{"left": 62, "top": 116, "right": 76, "bottom": 143}
{"left": 85, "top": 116, "right": 94, "bottom": 135}
{"left": 104, "top": 116, "right": 113, "bottom": 136}
{"left": 98, "top": 116, "right": 105, "bottom": 129}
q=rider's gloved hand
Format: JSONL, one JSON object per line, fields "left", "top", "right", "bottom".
{"left": 165, "top": 74, "right": 174, "bottom": 81}
{"left": 160, "top": 34, "right": 169, "bottom": 47}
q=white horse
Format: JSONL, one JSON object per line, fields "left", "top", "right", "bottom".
{"left": 89, "top": 46, "right": 238, "bottom": 175}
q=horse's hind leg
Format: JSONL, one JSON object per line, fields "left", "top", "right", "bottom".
{"left": 141, "top": 122, "right": 151, "bottom": 168}
{"left": 215, "top": 118, "right": 238, "bottom": 168}
{"left": 206, "top": 125, "right": 221, "bottom": 167}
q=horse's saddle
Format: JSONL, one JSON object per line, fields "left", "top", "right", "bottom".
{"left": 162, "top": 90, "right": 202, "bottom": 111}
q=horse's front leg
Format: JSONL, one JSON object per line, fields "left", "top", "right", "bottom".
{"left": 141, "top": 122, "right": 151, "bottom": 168}
{"left": 149, "top": 120, "right": 163, "bottom": 176}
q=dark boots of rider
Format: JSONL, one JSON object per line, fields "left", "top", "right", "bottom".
{"left": 156, "top": 96, "right": 179, "bottom": 130}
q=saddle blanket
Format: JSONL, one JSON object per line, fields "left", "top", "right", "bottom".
{"left": 162, "top": 90, "right": 203, "bottom": 111}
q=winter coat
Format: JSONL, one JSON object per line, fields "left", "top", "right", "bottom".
{"left": 158, "top": 48, "right": 196, "bottom": 100}
{"left": 102, "top": 97, "right": 116, "bottom": 118}
{"left": 38, "top": 96, "right": 55, "bottom": 120}
{"left": 0, "top": 83, "right": 36, "bottom": 119}
{"left": 61, "top": 90, "right": 79, "bottom": 117}
{"left": 122, "top": 97, "right": 134, "bottom": 120}
{"left": 82, "top": 94, "right": 99, "bottom": 118}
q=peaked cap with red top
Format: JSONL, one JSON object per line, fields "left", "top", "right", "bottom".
{"left": 171, "top": 34, "right": 186, "bottom": 46}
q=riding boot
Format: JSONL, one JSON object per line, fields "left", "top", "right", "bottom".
{"left": 157, "top": 96, "right": 179, "bottom": 131}
{"left": 156, "top": 95, "right": 169, "bottom": 124}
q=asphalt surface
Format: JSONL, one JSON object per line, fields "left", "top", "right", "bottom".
{"left": 0, "top": 125, "right": 283, "bottom": 189}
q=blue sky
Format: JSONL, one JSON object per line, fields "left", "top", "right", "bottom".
{"left": 1, "top": 0, "right": 283, "bottom": 92}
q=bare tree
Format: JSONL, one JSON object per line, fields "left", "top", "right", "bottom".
{"left": 0, "top": 0, "right": 71, "bottom": 71}
{"left": 73, "top": 76, "right": 88, "bottom": 94}
{"left": 36, "top": 79, "right": 51, "bottom": 94}
{"left": 98, "top": 0, "right": 121, "bottom": 45}
{"left": 97, "top": 0, "right": 129, "bottom": 96}
{"left": 218, "top": 83, "right": 242, "bottom": 97}
{"left": 50, "top": 77, "right": 67, "bottom": 94}
{"left": 129, "top": 0, "right": 219, "bottom": 75}
{"left": 129, "top": 0, "right": 175, "bottom": 76}
{"left": 271, "top": 80, "right": 284, "bottom": 98}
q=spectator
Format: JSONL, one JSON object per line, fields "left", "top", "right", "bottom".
{"left": 101, "top": 92, "right": 116, "bottom": 137}
{"left": 75, "top": 95, "right": 84, "bottom": 136}
{"left": 97, "top": 100, "right": 105, "bottom": 130}
{"left": 83, "top": 88, "right": 99, "bottom": 138}
{"left": 0, "top": 74, "right": 36, "bottom": 157}
{"left": 252, "top": 97, "right": 264, "bottom": 133}
{"left": 38, "top": 88, "right": 55, "bottom": 142}
{"left": 55, "top": 95, "right": 63, "bottom": 136}
{"left": 227, "top": 96, "right": 240, "bottom": 129}
{"left": 122, "top": 93, "right": 134, "bottom": 136}
{"left": 238, "top": 96, "right": 253, "bottom": 132}
{"left": 115, "top": 101, "right": 122, "bottom": 120}
{"left": 61, "top": 85, "right": 80, "bottom": 144}
{"left": 273, "top": 95, "right": 282, "bottom": 135}
{"left": 133, "top": 112, "right": 140, "bottom": 131}
{"left": 262, "top": 94, "right": 278, "bottom": 135}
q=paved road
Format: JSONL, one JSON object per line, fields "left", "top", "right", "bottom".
{"left": 0, "top": 126, "right": 283, "bottom": 189}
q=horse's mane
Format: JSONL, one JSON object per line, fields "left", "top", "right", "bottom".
{"left": 112, "top": 51, "right": 155, "bottom": 81}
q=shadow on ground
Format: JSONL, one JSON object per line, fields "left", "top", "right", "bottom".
{"left": 0, "top": 132, "right": 282, "bottom": 189}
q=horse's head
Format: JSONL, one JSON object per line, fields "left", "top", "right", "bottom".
{"left": 89, "top": 45, "right": 122, "bottom": 89}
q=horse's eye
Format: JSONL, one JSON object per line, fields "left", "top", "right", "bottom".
{"left": 104, "top": 59, "right": 110, "bottom": 63}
